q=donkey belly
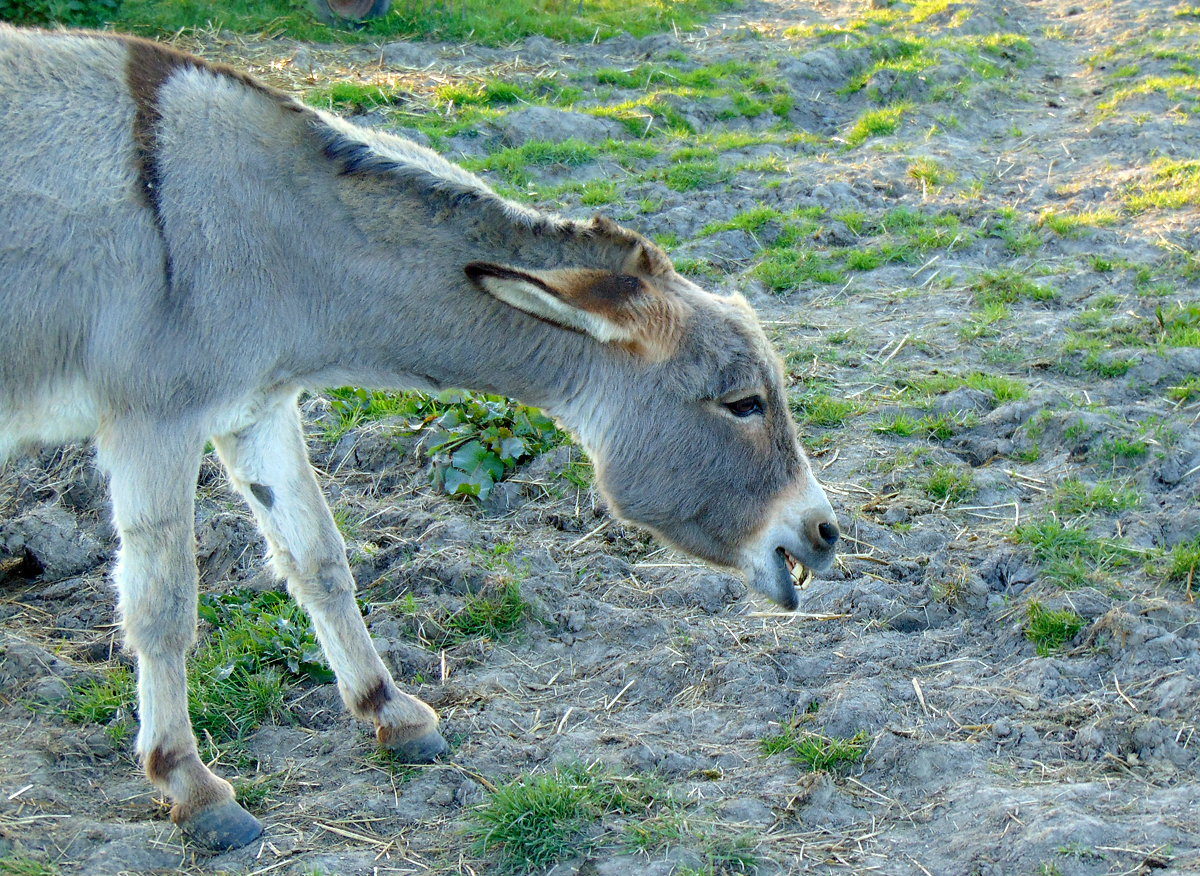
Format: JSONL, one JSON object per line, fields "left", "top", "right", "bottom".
{"left": 0, "top": 382, "right": 100, "bottom": 463}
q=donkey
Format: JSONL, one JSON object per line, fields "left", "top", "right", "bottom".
{"left": 0, "top": 25, "right": 840, "bottom": 849}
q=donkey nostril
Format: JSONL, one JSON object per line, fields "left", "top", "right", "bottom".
{"left": 817, "top": 521, "right": 839, "bottom": 549}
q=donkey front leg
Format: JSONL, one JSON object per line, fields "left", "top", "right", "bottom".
{"left": 212, "top": 400, "right": 447, "bottom": 762}
{"left": 100, "top": 427, "right": 263, "bottom": 851}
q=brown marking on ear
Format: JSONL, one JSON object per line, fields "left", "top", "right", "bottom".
{"left": 467, "top": 260, "right": 688, "bottom": 360}
{"left": 355, "top": 678, "right": 392, "bottom": 717}
{"left": 557, "top": 270, "right": 641, "bottom": 323}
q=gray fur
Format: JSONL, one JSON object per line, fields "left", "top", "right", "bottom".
{"left": 0, "top": 25, "right": 838, "bottom": 846}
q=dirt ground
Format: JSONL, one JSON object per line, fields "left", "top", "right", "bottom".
{"left": 2, "top": 1, "right": 1199, "bottom": 874}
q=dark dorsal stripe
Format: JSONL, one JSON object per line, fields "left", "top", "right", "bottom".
{"left": 121, "top": 37, "right": 304, "bottom": 291}
{"left": 124, "top": 38, "right": 187, "bottom": 217}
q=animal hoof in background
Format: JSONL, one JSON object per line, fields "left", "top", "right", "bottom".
{"left": 384, "top": 728, "right": 449, "bottom": 763}
{"left": 311, "top": 0, "right": 391, "bottom": 25}
{"left": 180, "top": 799, "right": 264, "bottom": 851}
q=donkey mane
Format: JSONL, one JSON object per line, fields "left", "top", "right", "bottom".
{"left": 310, "top": 117, "right": 672, "bottom": 277}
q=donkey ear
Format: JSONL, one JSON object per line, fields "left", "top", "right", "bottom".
{"left": 464, "top": 262, "right": 643, "bottom": 344}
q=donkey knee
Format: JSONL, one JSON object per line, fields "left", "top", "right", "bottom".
{"left": 286, "top": 560, "right": 356, "bottom": 607}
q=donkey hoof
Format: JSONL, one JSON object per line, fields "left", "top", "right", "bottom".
{"left": 180, "top": 799, "right": 263, "bottom": 851}
{"left": 386, "top": 728, "right": 448, "bottom": 763}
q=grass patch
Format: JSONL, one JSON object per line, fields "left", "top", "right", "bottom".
{"left": 790, "top": 387, "right": 858, "bottom": 427}
{"left": 845, "top": 103, "right": 910, "bottom": 147}
{"left": 699, "top": 205, "right": 784, "bottom": 237}
{"left": 924, "top": 465, "right": 976, "bottom": 504}
{"left": 189, "top": 589, "right": 330, "bottom": 750}
{"left": 466, "top": 139, "right": 599, "bottom": 187}
{"left": 971, "top": 270, "right": 1055, "bottom": 306}
{"left": 1038, "top": 208, "right": 1121, "bottom": 237}
{"left": 1167, "top": 376, "right": 1200, "bottom": 404}
{"left": 1095, "top": 435, "right": 1147, "bottom": 462}
{"left": 404, "top": 578, "right": 532, "bottom": 650}
{"left": 874, "top": 410, "right": 976, "bottom": 440}
{"left": 907, "top": 157, "right": 954, "bottom": 189}
{"left": 1024, "top": 600, "right": 1085, "bottom": 656}
{"left": 467, "top": 763, "right": 662, "bottom": 872}
{"left": 1163, "top": 538, "right": 1200, "bottom": 591}
{"left": 579, "top": 180, "right": 618, "bottom": 206}
{"left": 662, "top": 158, "right": 731, "bottom": 192}
{"left": 53, "top": 0, "right": 739, "bottom": 46}
{"left": 761, "top": 724, "right": 870, "bottom": 771}
{"left": 1051, "top": 478, "right": 1139, "bottom": 516}
{"left": 901, "top": 372, "right": 1027, "bottom": 403}
{"left": 63, "top": 667, "right": 135, "bottom": 732}
{"left": 0, "top": 859, "right": 59, "bottom": 876}
{"left": 1012, "top": 516, "right": 1137, "bottom": 589}
{"left": 959, "top": 301, "right": 1010, "bottom": 339}
{"left": 1126, "top": 159, "right": 1200, "bottom": 212}
{"left": 444, "top": 579, "right": 529, "bottom": 642}
{"left": 753, "top": 248, "right": 843, "bottom": 291}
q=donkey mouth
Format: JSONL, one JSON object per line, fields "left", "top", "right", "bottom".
{"left": 778, "top": 547, "right": 814, "bottom": 591}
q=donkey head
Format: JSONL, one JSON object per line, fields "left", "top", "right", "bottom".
{"left": 465, "top": 218, "right": 838, "bottom": 610}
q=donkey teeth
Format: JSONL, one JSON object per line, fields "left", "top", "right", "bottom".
{"left": 782, "top": 550, "right": 814, "bottom": 590}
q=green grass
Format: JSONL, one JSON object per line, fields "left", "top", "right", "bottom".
{"left": 907, "top": 157, "right": 954, "bottom": 189}
{"left": 1038, "top": 208, "right": 1121, "bottom": 237}
{"left": 1051, "top": 478, "right": 1140, "bottom": 516}
{"left": 924, "top": 465, "right": 976, "bottom": 504}
{"left": 0, "top": 859, "right": 59, "bottom": 876}
{"left": 971, "top": 270, "right": 1055, "bottom": 306}
{"left": 1012, "top": 516, "right": 1138, "bottom": 589}
{"left": 760, "top": 725, "right": 870, "bottom": 771}
{"left": 959, "top": 301, "right": 1010, "bottom": 340}
{"left": 186, "top": 589, "right": 337, "bottom": 751}
{"left": 791, "top": 388, "right": 858, "bottom": 427}
{"left": 874, "top": 410, "right": 976, "bottom": 440}
{"left": 63, "top": 667, "right": 135, "bottom": 726}
{"left": 662, "top": 158, "right": 730, "bottom": 192}
{"left": 445, "top": 580, "right": 529, "bottom": 642}
{"left": 466, "top": 139, "right": 600, "bottom": 187}
{"left": 901, "top": 372, "right": 1028, "bottom": 403}
{"left": 1163, "top": 539, "right": 1200, "bottom": 590}
{"left": 699, "top": 205, "right": 784, "bottom": 237}
{"left": 579, "top": 180, "right": 618, "bottom": 206}
{"left": 467, "top": 763, "right": 662, "bottom": 872}
{"left": 845, "top": 103, "right": 910, "bottom": 147}
{"left": 30, "top": 0, "right": 739, "bottom": 46}
{"left": 1024, "top": 600, "right": 1085, "bottom": 656}
{"left": 1167, "top": 376, "right": 1200, "bottom": 404}
{"left": 1095, "top": 435, "right": 1146, "bottom": 462}
{"left": 1126, "top": 159, "right": 1200, "bottom": 212}
{"left": 404, "top": 578, "right": 531, "bottom": 650}
{"left": 753, "top": 248, "right": 843, "bottom": 291}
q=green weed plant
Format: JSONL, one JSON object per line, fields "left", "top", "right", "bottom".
{"left": 1024, "top": 600, "right": 1085, "bottom": 656}
{"left": 761, "top": 725, "right": 870, "bottom": 771}
{"left": 467, "top": 763, "right": 661, "bottom": 872}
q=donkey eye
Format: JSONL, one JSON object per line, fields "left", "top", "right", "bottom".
{"left": 724, "top": 396, "right": 764, "bottom": 418}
